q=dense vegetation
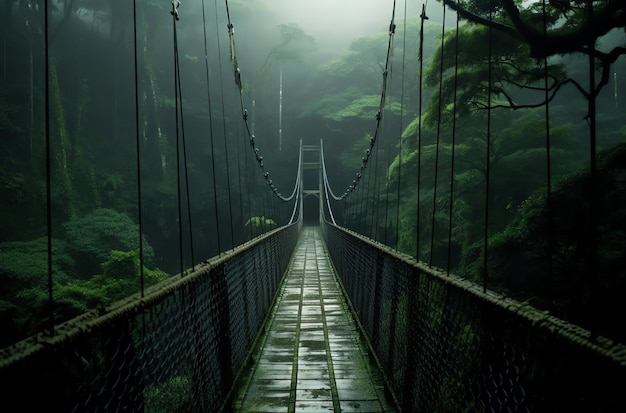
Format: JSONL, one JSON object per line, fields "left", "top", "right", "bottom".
{"left": 1, "top": 0, "right": 625, "bottom": 347}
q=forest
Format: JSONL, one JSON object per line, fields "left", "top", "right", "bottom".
{"left": 1, "top": 0, "right": 625, "bottom": 350}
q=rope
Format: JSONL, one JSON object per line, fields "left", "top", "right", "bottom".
{"left": 429, "top": 3, "right": 446, "bottom": 267}
{"left": 132, "top": 0, "right": 145, "bottom": 293}
{"left": 446, "top": 1, "right": 461, "bottom": 275}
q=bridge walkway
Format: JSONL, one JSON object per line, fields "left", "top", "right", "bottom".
{"left": 232, "top": 226, "right": 397, "bottom": 413}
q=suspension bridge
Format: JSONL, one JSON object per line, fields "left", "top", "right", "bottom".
{"left": 1, "top": 0, "right": 626, "bottom": 412}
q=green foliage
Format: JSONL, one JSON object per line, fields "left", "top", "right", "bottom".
{"left": 53, "top": 282, "right": 107, "bottom": 316}
{"left": 423, "top": 16, "right": 567, "bottom": 127}
{"left": 301, "top": 89, "right": 376, "bottom": 121}
{"left": 0, "top": 167, "right": 42, "bottom": 239}
{"left": 338, "top": 134, "right": 372, "bottom": 171}
{"left": 0, "top": 237, "right": 72, "bottom": 289}
{"left": 101, "top": 250, "right": 168, "bottom": 288}
{"left": 245, "top": 216, "right": 277, "bottom": 228}
{"left": 101, "top": 172, "right": 124, "bottom": 201}
{"left": 57, "top": 250, "right": 169, "bottom": 313}
{"left": 0, "top": 94, "right": 24, "bottom": 134}
{"left": 477, "top": 142, "right": 626, "bottom": 341}
{"left": 63, "top": 208, "right": 155, "bottom": 277}
{"left": 0, "top": 242, "right": 168, "bottom": 337}
{"left": 327, "top": 95, "right": 382, "bottom": 122}
{"left": 260, "top": 22, "right": 316, "bottom": 74}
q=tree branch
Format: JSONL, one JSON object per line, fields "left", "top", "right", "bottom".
{"left": 441, "top": 0, "right": 517, "bottom": 36}
{"left": 442, "top": 0, "right": 626, "bottom": 58}
{"left": 590, "top": 46, "right": 626, "bottom": 97}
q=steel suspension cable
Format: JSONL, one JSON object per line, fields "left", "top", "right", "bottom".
{"left": 482, "top": 6, "right": 494, "bottom": 292}
{"left": 44, "top": 0, "right": 54, "bottom": 336}
{"left": 175, "top": 26, "right": 196, "bottom": 271}
{"left": 171, "top": 5, "right": 196, "bottom": 272}
{"left": 243, "top": 121, "right": 254, "bottom": 240}
{"left": 370, "top": 129, "right": 381, "bottom": 239}
{"left": 133, "top": 0, "right": 145, "bottom": 293}
{"left": 321, "top": 1, "right": 400, "bottom": 237}
{"left": 234, "top": 111, "right": 246, "bottom": 243}
{"left": 416, "top": 3, "right": 428, "bottom": 261}
{"left": 201, "top": 0, "right": 223, "bottom": 254}
{"left": 365, "top": 148, "right": 375, "bottom": 235}
{"left": 382, "top": 111, "right": 391, "bottom": 241}
{"left": 541, "top": 0, "right": 554, "bottom": 296}
{"left": 320, "top": 141, "right": 338, "bottom": 225}
{"left": 430, "top": 3, "right": 446, "bottom": 267}
{"left": 587, "top": 0, "right": 599, "bottom": 334}
{"left": 287, "top": 143, "right": 303, "bottom": 225}
{"left": 214, "top": 0, "right": 236, "bottom": 250}
{"left": 358, "top": 169, "right": 368, "bottom": 234}
{"left": 322, "top": 0, "right": 398, "bottom": 202}
{"left": 395, "top": 0, "right": 408, "bottom": 251}
{"left": 172, "top": 8, "right": 185, "bottom": 276}
{"left": 382, "top": 34, "right": 397, "bottom": 245}
{"left": 223, "top": 0, "right": 300, "bottom": 207}
{"left": 446, "top": 1, "right": 461, "bottom": 276}
{"left": 316, "top": 2, "right": 401, "bottom": 236}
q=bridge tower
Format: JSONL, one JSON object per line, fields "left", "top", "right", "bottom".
{"left": 300, "top": 143, "right": 321, "bottom": 225}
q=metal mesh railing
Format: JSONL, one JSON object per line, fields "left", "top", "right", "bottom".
{"left": 0, "top": 223, "right": 299, "bottom": 412}
{"left": 322, "top": 221, "right": 626, "bottom": 412}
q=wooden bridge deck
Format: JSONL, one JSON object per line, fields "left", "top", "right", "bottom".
{"left": 232, "top": 226, "right": 397, "bottom": 413}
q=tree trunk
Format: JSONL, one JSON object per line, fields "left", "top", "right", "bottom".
{"left": 49, "top": 55, "right": 75, "bottom": 217}
{"left": 141, "top": 10, "right": 168, "bottom": 180}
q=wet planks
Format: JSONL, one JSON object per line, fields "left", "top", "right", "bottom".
{"left": 232, "top": 226, "right": 397, "bottom": 413}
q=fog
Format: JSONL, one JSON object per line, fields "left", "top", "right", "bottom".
{"left": 264, "top": 0, "right": 412, "bottom": 53}
{"left": 242, "top": 0, "right": 451, "bottom": 59}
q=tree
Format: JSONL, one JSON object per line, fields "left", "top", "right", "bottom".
{"left": 484, "top": 142, "right": 626, "bottom": 342}
{"left": 429, "top": 0, "right": 626, "bottom": 117}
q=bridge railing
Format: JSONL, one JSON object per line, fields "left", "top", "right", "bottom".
{"left": 0, "top": 223, "right": 300, "bottom": 412}
{"left": 322, "top": 220, "right": 626, "bottom": 412}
